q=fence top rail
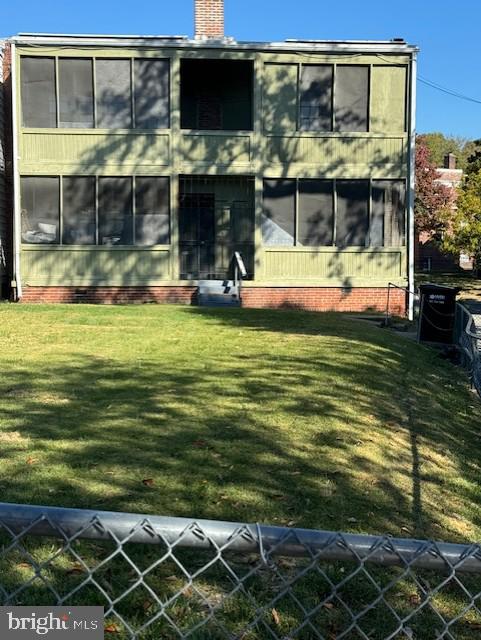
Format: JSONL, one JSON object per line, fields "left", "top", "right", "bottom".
{"left": 1, "top": 502, "right": 481, "bottom": 574}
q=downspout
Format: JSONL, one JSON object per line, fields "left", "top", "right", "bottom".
{"left": 11, "top": 42, "right": 22, "bottom": 301}
{"left": 407, "top": 50, "right": 417, "bottom": 321}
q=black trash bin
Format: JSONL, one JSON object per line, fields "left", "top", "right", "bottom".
{"left": 418, "top": 284, "right": 460, "bottom": 344}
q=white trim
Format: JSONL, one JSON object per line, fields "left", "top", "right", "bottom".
{"left": 407, "top": 52, "right": 417, "bottom": 321}
{"left": 10, "top": 34, "right": 419, "bottom": 55}
{"left": 11, "top": 43, "right": 22, "bottom": 300}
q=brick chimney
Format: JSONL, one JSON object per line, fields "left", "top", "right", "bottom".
{"left": 195, "top": 0, "right": 224, "bottom": 40}
{"left": 444, "top": 153, "right": 457, "bottom": 170}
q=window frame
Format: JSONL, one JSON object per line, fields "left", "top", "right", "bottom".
{"left": 20, "top": 55, "right": 171, "bottom": 131}
{"left": 297, "top": 63, "right": 371, "bottom": 133}
{"left": 20, "top": 175, "right": 171, "bottom": 247}
{"left": 262, "top": 177, "right": 407, "bottom": 248}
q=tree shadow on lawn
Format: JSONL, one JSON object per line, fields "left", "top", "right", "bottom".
{"left": 0, "top": 306, "right": 480, "bottom": 545}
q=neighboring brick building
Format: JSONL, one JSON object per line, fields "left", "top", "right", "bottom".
{"left": 415, "top": 153, "right": 468, "bottom": 272}
{"left": 3, "top": 0, "right": 418, "bottom": 316}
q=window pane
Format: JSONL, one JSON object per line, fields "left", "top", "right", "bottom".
{"left": 371, "top": 180, "right": 406, "bottom": 247}
{"left": 134, "top": 59, "right": 170, "bottom": 129}
{"left": 262, "top": 179, "right": 295, "bottom": 246}
{"left": 21, "top": 177, "right": 60, "bottom": 243}
{"left": 299, "top": 65, "right": 332, "bottom": 131}
{"left": 21, "top": 57, "right": 56, "bottom": 128}
{"left": 298, "top": 180, "right": 334, "bottom": 246}
{"left": 58, "top": 59, "right": 94, "bottom": 128}
{"left": 98, "top": 177, "right": 133, "bottom": 245}
{"left": 135, "top": 177, "right": 170, "bottom": 245}
{"left": 63, "top": 177, "right": 96, "bottom": 244}
{"left": 336, "top": 180, "right": 369, "bottom": 247}
{"left": 96, "top": 60, "right": 132, "bottom": 128}
{"left": 335, "top": 66, "right": 369, "bottom": 132}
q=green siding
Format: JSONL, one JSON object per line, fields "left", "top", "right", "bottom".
{"left": 260, "top": 248, "right": 405, "bottom": 283}
{"left": 263, "top": 63, "right": 298, "bottom": 133}
{"left": 370, "top": 66, "right": 407, "bottom": 133}
{"left": 21, "top": 247, "right": 172, "bottom": 285}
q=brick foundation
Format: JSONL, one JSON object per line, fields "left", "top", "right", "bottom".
{"left": 20, "top": 285, "right": 406, "bottom": 315}
{"left": 21, "top": 286, "right": 198, "bottom": 305}
{"left": 242, "top": 287, "right": 406, "bottom": 315}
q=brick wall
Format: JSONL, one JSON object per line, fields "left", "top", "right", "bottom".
{"left": 21, "top": 286, "right": 198, "bottom": 305}
{"left": 195, "top": 0, "right": 224, "bottom": 39}
{"left": 242, "top": 287, "right": 406, "bottom": 315}
{"left": 21, "top": 285, "right": 406, "bottom": 315}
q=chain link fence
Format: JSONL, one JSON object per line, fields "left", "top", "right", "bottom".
{"left": 454, "top": 302, "right": 481, "bottom": 397}
{"left": 1, "top": 502, "right": 481, "bottom": 639}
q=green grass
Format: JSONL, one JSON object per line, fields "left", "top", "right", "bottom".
{"left": 0, "top": 304, "right": 480, "bottom": 638}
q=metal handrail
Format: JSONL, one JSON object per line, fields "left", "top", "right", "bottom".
{"left": 232, "top": 251, "right": 247, "bottom": 304}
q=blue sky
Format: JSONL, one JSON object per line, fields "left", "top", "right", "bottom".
{"left": 3, "top": 0, "right": 480, "bottom": 139}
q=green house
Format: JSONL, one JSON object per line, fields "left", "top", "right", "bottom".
{"left": 7, "top": 0, "right": 418, "bottom": 315}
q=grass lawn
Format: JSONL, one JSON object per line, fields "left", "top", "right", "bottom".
{"left": 0, "top": 304, "right": 480, "bottom": 637}
{"left": 416, "top": 271, "right": 481, "bottom": 304}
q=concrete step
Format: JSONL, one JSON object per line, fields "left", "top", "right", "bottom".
{"left": 197, "top": 280, "right": 240, "bottom": 307}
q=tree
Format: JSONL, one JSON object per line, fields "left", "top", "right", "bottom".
{"left": 417, "top": 132, "right": 473, "bottom": 170}
{"left": 464, "top": 138, "right": 481, "bottom": 177}
{"left": 415, "top": 138, "right": 453, "bottom": 236}
{"left": 441, "top": 170, "right": 481, "bottom": 274}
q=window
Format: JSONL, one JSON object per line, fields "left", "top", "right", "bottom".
{"left": 371, "top": 180, "right": 406, "bottom": 246}
{"left": 336, "top": 180, "right": 369, "bottom": 247}
{"left": 134, "top": 59, "right": 170, "bottom": 129}
{"left": 181, "top": 59, "right": 253, "bottom": 131}
{"left": 96, "top": 59, "right": 132, "bottom": 128}
{"left": 21, "top": 177, "right": 60, "bottom": 243}
{"left": 21, "top": 56, "right": 171, "bottom": 129}
{"left": 63, "top": 177, "right": 96, "bottom": 244}
{"left": 262, "top": 179, "right": 296, "bottom": 246}
{"left": 58, "top": 59, "right": 94, "bottom": 128}
{"left": 21, "top": 176, "right": 171, "bottom": 247}
{"left": 98, "top": 177, "right": 133, "bottom": 245}
{"left": 21, "top": 57, "right": 57, "bottom": 128}
{"left": 334, "top": 66, "right": 369, "bottom": 132}
{"left": 298, "top": 180, "right": 334, "bottom": 246}
{"left": 299, "top": 65, "right": 333, "bottom": 131}
{"left": 135, "top": 177, "right": 170, "bottom": 245}
{"left": 263, "top": 178, "right": 398, "bottom": 248}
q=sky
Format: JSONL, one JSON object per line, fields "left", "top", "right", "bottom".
{"left": 3, "top": 0, "right": 481, "bottom": 140}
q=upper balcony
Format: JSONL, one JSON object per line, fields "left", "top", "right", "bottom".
{"left": 16, "top": 46, "right": 410, "bottom": 177}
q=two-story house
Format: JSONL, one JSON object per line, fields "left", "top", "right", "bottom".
{"left": 4, "top": 0, "right": 418, "bottom": 316}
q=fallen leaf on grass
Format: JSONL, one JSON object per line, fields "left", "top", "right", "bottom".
{"left": 105, "top": 623, "right": 120, "bottom": 633}
{"left": 142, "top": 478, "right": 155, "bottom": 487}
{"left": 66, "top": 562, "right": 84, "bottom": 576}
{"left": 323, "top": 602, "right": 335, "bottom": 610}
{"left": 17, "top": 562, "right": 31, "bottom": 569}
{"left": 272, "top": 608, "right": 280, "bottom": 626}
{"left": 192, "top": 439, "right": 208, "bottom": 448}
{"left": 26, "top": 456, "right": 38, "bottom": 465}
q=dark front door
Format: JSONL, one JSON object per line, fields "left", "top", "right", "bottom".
{"left": 179, "top": 193, "right": 217, "bottom": 279}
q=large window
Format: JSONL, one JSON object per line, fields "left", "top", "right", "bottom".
{"left": 180, "top": 59, "right": 253, "bottom": 131}
{"left": 134, "top": 59, "right": 170, "bottom": 129}
{"left": 299, "top": 65, "right": 333, "bottom": 132}
{"left": 20, "top": 56, "right": 170, "bottom": 129}
{"left": 262, "top": 178, "right": 405, "bottom": 248}
{"left": 21, "top": 57, "right": 57, "bottom": 128}
{"left": 298, "top": 64, "right": 369, "bottom": 133}
{"left": 135, "top": 177, "right": 170, "bottom": 245}
{"left": 21, "top": 176, "right": 170, "bottom": 246}
{"left": 58, "top": 59, "right": 94, "bottom": 128}
{"left": 21, "top": 177, "right": 60, "bottom": 243}
{"left": 62, "top": 177, "right": 96, "bottom": 244}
